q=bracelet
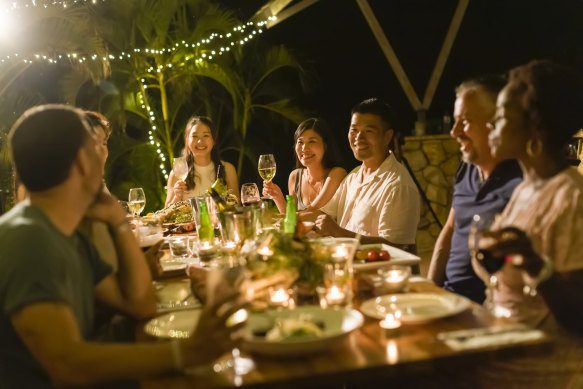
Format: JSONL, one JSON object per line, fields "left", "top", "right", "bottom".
{"left": 170, "top": 339, "right": 184, "bottom": 371}
{"left": 108, "top": 219, "right": 131, "bottom": 235}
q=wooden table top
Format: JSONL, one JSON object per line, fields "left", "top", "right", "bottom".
{"left": 140, "top": 276, "right": 550, "bottom": 389}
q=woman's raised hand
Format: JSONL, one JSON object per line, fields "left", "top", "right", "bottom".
{"left": 172, "top": 180, "right": 188, "bottom": 202}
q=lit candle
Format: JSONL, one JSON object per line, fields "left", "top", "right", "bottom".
{"left": 379, "top": 313, "right": 401, "bottom": 336}
{"left": 223, "top": 241, "right": 238, "bottom": 254}
{"left": 270, "top": 288, "right": 289, "bottom": 304}
{"left": 257, "top": 245, "right": 273, "bottom": 258}
{"left": 333, "top": 246, "right": 348, "bottom": 259}
{"left": 326, "top": 285, "right": 345, "bottom": 304}
{"left": 382, "top": 267, "right": 409, "bottom": 293}
{"left": 200, "top": 241, "right": 213, "bottom": 250}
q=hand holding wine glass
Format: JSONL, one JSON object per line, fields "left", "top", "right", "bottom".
{"left": 128, "top": 188, "right": 146, "bottom": 218}
{"left": 258, "top": 154, "right": 276, "bottom": 183}
{"left": 478, "top": 226, "right": 552, "bottom": 297}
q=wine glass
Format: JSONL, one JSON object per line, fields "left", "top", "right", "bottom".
{"left": 241, "top": 183, "right": 261, "bottom": 207}
{"left": 128, "top": 188, "right": 146, "bottom": 218}
{"left": 258, "top": 154, "right": 276, "bottom": 183}
{"left": 173, "top": 157, "right": 189, "bottom": 181}
{"left": 469, "top": 213, "right": 509, "bottom": 317}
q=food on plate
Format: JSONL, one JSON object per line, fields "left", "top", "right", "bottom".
{"left": 356, "top": 248, "right": 391, "bottom": 262}
{"left": 154, "top": 201, "right": 193, "bottom": 224}
{"left": 263, "top": 317, "right": 324, "bottom": 341}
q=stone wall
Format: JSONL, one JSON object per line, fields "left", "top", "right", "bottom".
{"left": 402, "top": 134, "right": 461, "bottom": 252}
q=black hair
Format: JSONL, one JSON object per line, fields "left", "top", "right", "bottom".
{"left": 180, "top": 116, "right": 224, "bottom": 191}
{"left": 9, "top": 105, "right": 93, "bottom": 192}
{"left": 507, "top": 59, "right": 583, "bottom": 155}
{"left": 84, "top": 111, "right": 111, "bottom": 139}
{"left": 350, "top": 98, "right": 396, "bottom": 132}
{"left": 293, "top": 118, "right": 341, "bottom": 169}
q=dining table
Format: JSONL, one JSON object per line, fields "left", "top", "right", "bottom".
{"left": 137, "top": 245, "right": 551, "bottom": 389}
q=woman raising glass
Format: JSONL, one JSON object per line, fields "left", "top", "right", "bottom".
{"left": 472, "top": 60, "right": 583, "bottom": 386}
{"left": 263, "top": 118, "right": 347, "bottom": 214}
{"left": 165, "top": 116, "right": 239, "bottom": 206}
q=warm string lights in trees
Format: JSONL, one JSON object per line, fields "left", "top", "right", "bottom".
{"left": 0, "top": 6, "right": 276, "bottom": 178}
{"left": 0, "top": 18, "right": 273, "bottom": 66}
{"left": 2, "top": 0, "right": 105, "bottom": 13}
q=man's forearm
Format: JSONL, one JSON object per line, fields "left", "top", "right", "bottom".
{"left": 427, "top": 230, "right": 453, "bottom": 286}
{"left": 110, "top": 224, "right": 156, "bottom": 317}
{"left": 297, "top": 210, "right": 324, "bottom": 223}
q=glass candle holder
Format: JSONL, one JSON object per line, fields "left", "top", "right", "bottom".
{"left": 267, "top": 287, "right": 296, "bottom": 309}
{"left": 317, "top": 284, "right": 350, "bottom": 309}
{"left": 379, "top": 265, "right": 410, "bottom": 294}
{"left": 197, "top": 239, "right": 218, "bottom": 263}
{"left": 167, "top": 236, "right": 191, "bottom": 258}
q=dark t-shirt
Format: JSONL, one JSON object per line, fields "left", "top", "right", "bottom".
{"left": 444, "top": 160, "right": 522, "bottom": 303}
{"left": 0, "top": 203, "right": 112, "bottom": 388}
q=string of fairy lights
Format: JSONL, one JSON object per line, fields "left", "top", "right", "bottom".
{"left": 0, "top": 0, "right": 277, "bottom": 179}
{"left": 1, "top": 0, "right": 105, "bottom": 12}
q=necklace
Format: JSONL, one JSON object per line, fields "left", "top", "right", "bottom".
{"left": 303, "top": 169, "right": 326, "bottom": 204}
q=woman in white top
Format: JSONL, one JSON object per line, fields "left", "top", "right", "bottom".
{"left": 263, "top": 118, "right": 346, "bottom": 214}
{"left": 165, "top": 116, "right": 239, "bottom": 206}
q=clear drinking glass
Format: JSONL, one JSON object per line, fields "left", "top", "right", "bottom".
{"left": 240, "top": 183, "right": 261, "bottom": 207}
{"left": 128, "top": 188, "right": 146, "bottom": 217}
{"left": 173, "top": 157, "right": 189, "bottom": 181}
{"left": 207, "top": 258, "right": 254, "bottom": 377}
{"left": 469, "top": 214, "right": 509, "bottom": 317}
{"left": 258, "top": 154, "right": 276, "bottom": 183}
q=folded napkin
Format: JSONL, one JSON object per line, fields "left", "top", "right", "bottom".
{"left": 437, "top": 325, "right": 546, "bottom": 351}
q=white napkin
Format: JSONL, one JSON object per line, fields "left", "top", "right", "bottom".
{"left": 437, "top": 325, "right": 546, "bottom": 351}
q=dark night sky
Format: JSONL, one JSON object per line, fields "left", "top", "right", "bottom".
{"left": 218, "top": 0, "right": 583, "bottom": 186}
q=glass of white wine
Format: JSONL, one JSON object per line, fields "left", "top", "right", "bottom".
{"left": 173, "top": 157, "right": 189, "bottom": 182}
{"left": 258, "top": 154, "right": 276, "bottom": 183}
{"left": 128, "top": 188, "right": 146, "bottom": 218}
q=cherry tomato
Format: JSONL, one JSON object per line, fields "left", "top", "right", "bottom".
{"left": 367, "top": 250, "right": 380, "bottom": 261}
{"left": 379, "top": 250, "right": 391, "bottom": 261}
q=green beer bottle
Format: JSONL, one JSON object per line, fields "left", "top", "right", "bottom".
{"left": 284, "top": 195, "right": 296, "bottom": 235}
{"left": 197, "top": 202, "right": 214, "bottom": 241}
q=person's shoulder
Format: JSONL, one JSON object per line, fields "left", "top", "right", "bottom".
{"left": 329, "top": 166, "right": 347, "bottom": 178}
{"left": 221, "top": 161, "right": 236, "bottom": 172}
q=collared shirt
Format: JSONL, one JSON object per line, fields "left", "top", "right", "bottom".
{"left": 320, "top": 153, "right": 420, "bottom": 244}
{"left": 444, "top": 159, "right": 522, "bottom": 303}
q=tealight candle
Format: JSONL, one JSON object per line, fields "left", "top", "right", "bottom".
{"left": 270, "top": 288, "right": 288, "bottom": 305}
{"left": 326, "top": 285, "right": 345, "bottom": 304}
{"left": 380, "top": 266, "right": 410, "bottom": 294}
{"left": 257, "top": 245, "right": 273, "bottom": 259}
{"left": 379, "top": 313, "right": 401, "bottom": 336}
{"left": 198, "top": 240, "right": 217, "bottom": 263}
{"left": 332, "top": 246, "right": 348, "bottom": 259}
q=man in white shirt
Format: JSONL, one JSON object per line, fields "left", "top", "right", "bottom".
{"left": 300, "top": 98, "right": 420, "bottom": 250}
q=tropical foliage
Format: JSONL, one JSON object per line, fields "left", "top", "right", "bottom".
{"left": 0, "top": 0, "right": 308, "bottom": 212}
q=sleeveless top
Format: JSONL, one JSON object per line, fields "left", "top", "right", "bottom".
{"left": 294, "top": 168, "right": 330, "bottom": 211}
{"left": 182, "top": 161, "right": 218, "bottom": 199}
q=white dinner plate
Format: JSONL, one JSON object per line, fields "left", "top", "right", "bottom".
{"left": 242, "top": 305, "right": 363, "bottom": 357}
{"left": 360, "top": 293, "right": 472, "bottom": 324}
{"left": 144, "top": 310, "right": 202, "bottom": 339}
{"left": 353, "top": 244, "right": 420, "bottom": 272}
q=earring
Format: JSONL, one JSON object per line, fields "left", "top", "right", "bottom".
{"left": 526, "top": 138, "right": 542, "bottom": 158}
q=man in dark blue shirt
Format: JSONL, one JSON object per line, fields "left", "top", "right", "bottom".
{"left": 427, "top": 76, "right": 522, "bottom": 303}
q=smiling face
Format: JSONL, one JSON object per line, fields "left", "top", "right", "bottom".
{"left": 186, "top": 122, "right": 214, "bottom": 158}
{"left": 348, "top": 113, "right": 393, "bottom": 163}
{"left": 295, "top": 129, "right": 326, "bottom": 167}
{"left": 488, "top": 86, "right": 530, "bottom": 160}
{"left": 450, "top": 90, "right": 496, "bottom": 167}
